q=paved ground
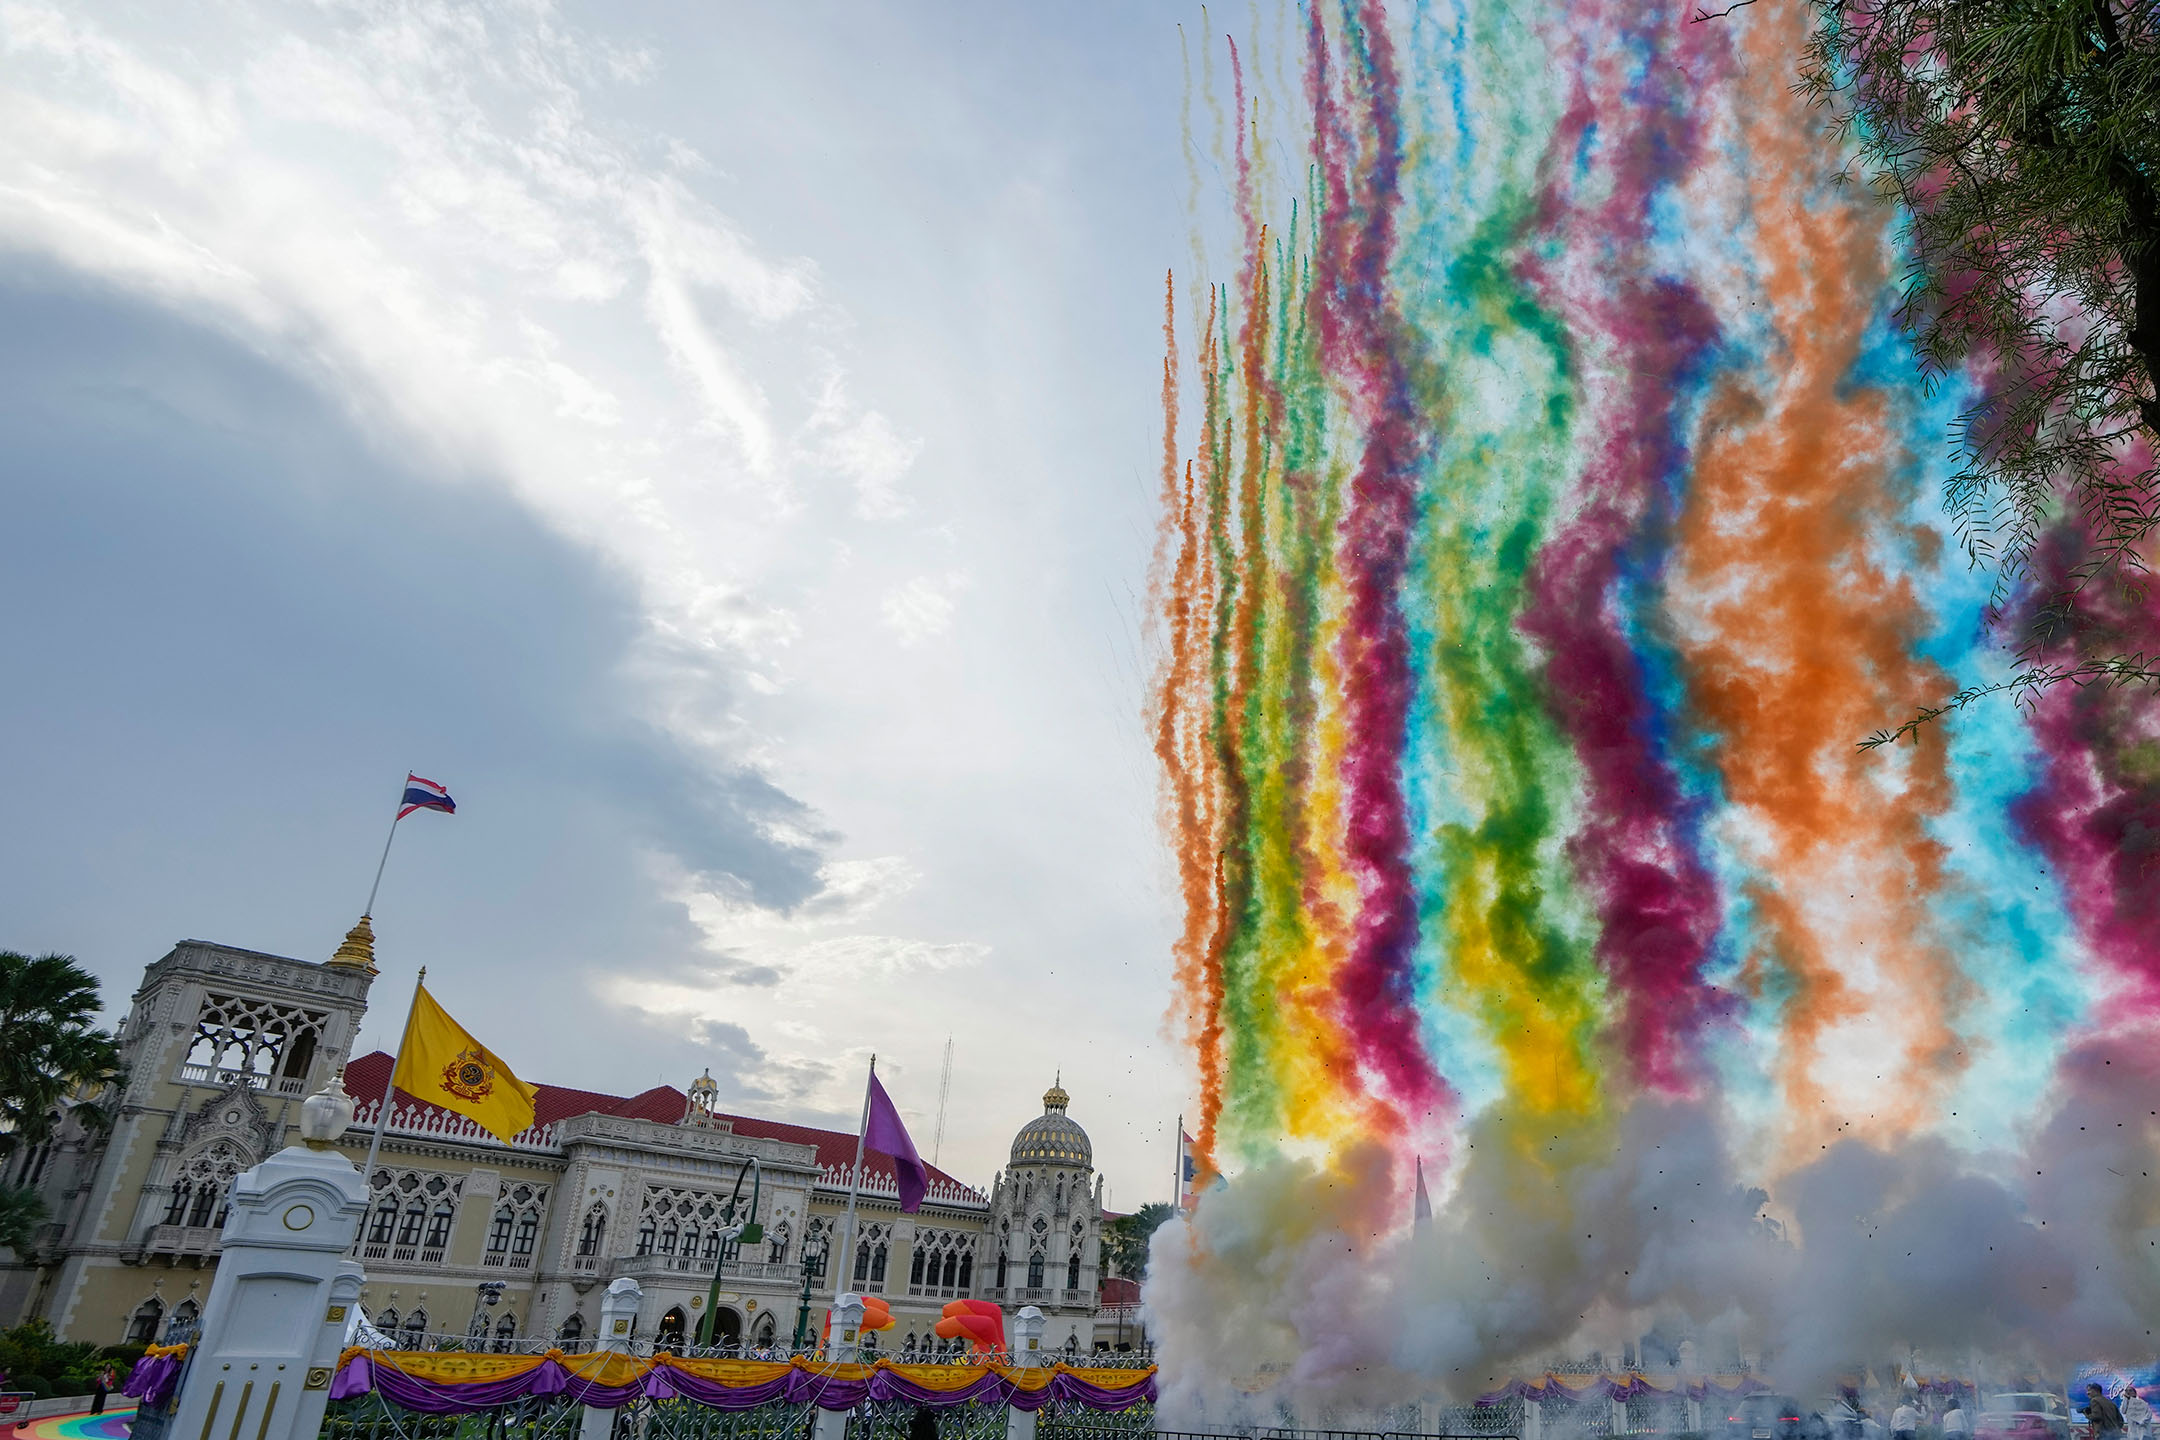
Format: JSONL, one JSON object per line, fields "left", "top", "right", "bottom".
{"left": 10, "top": 1404, "right": 137, "bottom": 1440}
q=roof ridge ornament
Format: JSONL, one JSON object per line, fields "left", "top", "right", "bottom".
{"left": 326, "top": 915, "right": 378, "bottom": 973}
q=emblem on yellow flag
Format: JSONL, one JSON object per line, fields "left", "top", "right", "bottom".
{"left": 393, "top": 984, "right": 538, "bottom": 1142}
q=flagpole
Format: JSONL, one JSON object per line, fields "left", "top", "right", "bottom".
{"left": 831, "top": 1055, "right": 875, "bottom": 1306}
{"left": 360, "top": 967, "right": 427, "bottom": 1186}
{"left": 363, "top": 807, "right": 403, "bottom": 918}
{"left": 1173, "top": 1113, "right": 1182, "bottom": 1207}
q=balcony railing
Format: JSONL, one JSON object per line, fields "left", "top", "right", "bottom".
{"left": 618, "top": 1255, "right": 799, "bottom": 1284}
{"left": 481, "top": 1249, "right": 534, "bottom": 1269}
{"left": 140, "top": 1223, "right": 223, "bottom": 1257}
{"left": 176, "top": 1063, "right": 309, "bottom": 1097}
{"left": 977, "top": 1285, "right": 1098, "bottom": 1310}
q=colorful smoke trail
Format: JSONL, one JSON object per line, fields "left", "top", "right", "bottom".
{"left": 1151, "top": 0, "right": 2160, "bottom": 1385}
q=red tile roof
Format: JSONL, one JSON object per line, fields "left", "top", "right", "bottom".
{"left": 343, "top": 1052, "right": 982, "bottom": 1197}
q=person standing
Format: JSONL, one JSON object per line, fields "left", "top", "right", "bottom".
{"left": 2120, "top": 1386, "right": 2152, "bottom": 1440}
{"left": 1892, "top": 1398, "right": 1921, "bottom": 1440}
{"left": 2090, "top": 1384, "right": 2127, "bottom": 1439}
{"left": 89, "top": 1365, "right": 112, "bottom": 1414}
{"left": 1942, "top": 1395, "right": 1970, "bottom": 1439}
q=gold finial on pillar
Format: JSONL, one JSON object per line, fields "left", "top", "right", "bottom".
{"left": 327, "top": 915, "right": 378, "bottom": 973}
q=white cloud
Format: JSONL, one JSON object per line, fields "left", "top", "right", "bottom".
{"left": 880, "top": 572, "right": 970, "bottom": 645}
{"left": 611, "top": 852, "right": 992, "bottom": 1115}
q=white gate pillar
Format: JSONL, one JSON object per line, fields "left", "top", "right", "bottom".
{"left": 165, "top": 1080, "right": 368, "bottom": 1440}
{"left": 811, "top": 1294, "right": 866, "bottom": 1440}
{"left": 1004, "top": 1306, "right": 1048, "bottom": 1440}
{"left": 576, "top": 1277, "right": 644, "bottom": 1440}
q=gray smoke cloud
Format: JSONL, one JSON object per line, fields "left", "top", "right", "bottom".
{"left": 1146, "top": 1040, "right": 2160, "bottom": 1423}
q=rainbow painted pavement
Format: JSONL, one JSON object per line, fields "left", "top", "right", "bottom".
{"left": 9, "top": 1405, "right": 136, "bottom": 1440}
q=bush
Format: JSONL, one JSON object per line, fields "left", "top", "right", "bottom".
{"left": 17, "top": 1375, "right": 53, "bottom": 1399}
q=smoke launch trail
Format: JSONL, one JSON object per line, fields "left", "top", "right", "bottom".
{"left": 1150, "top": 0, "right": 2160, "bottom": 1402}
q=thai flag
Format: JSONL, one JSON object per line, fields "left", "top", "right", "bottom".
{"left": 397, "top": 773, "right": 456, "bottom": 820}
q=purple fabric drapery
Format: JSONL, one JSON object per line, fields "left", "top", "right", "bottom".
{"left": 125, "top": 1351, "right": 185, "bottom": 1408}
{"left": 329, "top": 1354, "right": 1157, "bottom": 1416}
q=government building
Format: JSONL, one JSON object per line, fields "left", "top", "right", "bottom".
{"left": 0, "top": 929, "right": 1135, "bottom": 1355}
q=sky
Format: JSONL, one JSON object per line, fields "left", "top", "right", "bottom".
{"left": 0, "top": 0, "right": 1202, "bottom": 1203}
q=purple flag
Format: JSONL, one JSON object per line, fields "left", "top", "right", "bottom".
{"left": 863, "top": 1071, "right": 926, "bottom": 1213}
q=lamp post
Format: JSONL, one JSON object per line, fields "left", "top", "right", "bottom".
{"left": 695, "top": 1156, "right": 762, "bottom": 1349}
{"left": 791, "top": 1234, "right": 829, "bottom": 1353}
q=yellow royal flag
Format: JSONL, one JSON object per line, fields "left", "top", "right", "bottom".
{"left": 392, "top": 984, "right": 540, "bottom": 1143}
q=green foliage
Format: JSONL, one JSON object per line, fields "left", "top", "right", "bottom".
{"left": 0, "top": 1319, "right": 133, "bottom": 1397}
{"left": 1101, "top": 1202, "right": 1178, "bottom": 1282}
{"left": 0, "top": 952, "right": 124, "bottom": 1157}
{"left": 0, "top": 1185, "right": 48, "bottom": 1258}
{"left": 1800, "top": 0, "right": 2160, "bottom": 735}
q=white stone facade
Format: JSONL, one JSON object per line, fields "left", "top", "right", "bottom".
{"left": 0, "top": 936, "right": 1125, "bottom": 1355}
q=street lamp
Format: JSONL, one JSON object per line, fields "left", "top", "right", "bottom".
{"left": 791, "top": 1233, "right": 829, "bottom": 1354}
{"left": 471, "top": 1280, "right": 505, "bottom": 1351}
{"left": 695, "top": 1156, "right": 762, "bottom": 1349}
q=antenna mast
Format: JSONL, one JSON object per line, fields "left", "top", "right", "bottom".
{"left": 932, "top": 1036, "right": 955, "bottom": 1166}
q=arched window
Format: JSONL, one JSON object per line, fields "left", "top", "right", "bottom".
{"left": 493, "top": 1313, "right": 516, "bottom": 1352}
{"left": 1067, "top": 1252, "right": 1081, "bottom": 1289}
{"left": 488, "top": 1207, "right": 513, "bottom": 1252}
{"left": 636, "top": 1216, "right": 656, "bottom": 1255}
{"left": 164, "top": 1182, "right": 189, "bottom": 1226}
{"left": 397, "top": 1201, "right": 426, "bottom": 1247}
{"left": 680, "top": 1226, "right": 700, "bottom": 1261}
{"left": 910, "top": 1250, "right": 925, "bottom": 1285}
{"left": 768, "top": 1223, "right": 789, "bottom": 1263}
{"left": 956, "top": 1253, "right": 972, "bottom": 1290}
{"left": 126, "top": 1298, "right": 164, "bottom": 1345}
{"left": 703, "top": 1228, "right": 721, "bottom": 1261}
{"left": 425, "top": 1203, "right": 455, "bottom": 1250}
{"left": 659, "top": 1220, "right": 679, "bottom": 1256}
{"left": 369, "top": 1197, "right": 397, "bottom": 1244}
{"left": 870, "top": 1243, "right": 887, "bottom": 1284}
{"left": 378, "top": 1308, "right": 399, "bottom": 1332}
{"left": 577, "top": 1205, "right": 606, "bottom": 1257}
{"left": 996, "top": 1252, "right": 1008, "bottom": 1287}
{"left": 402, "top": 1309, "right": 427, "bottom": 1344}
{"left": 942, "top": 1252, "right": 959, "bottom": 1289}
{"left": 1027, "top": 1251, "right": 1044, "bottom": 1289}
{"left": 1055, "top": 1178, "right": 1065, "bottom": 1211}
{"left": 513, "top": 1212, "right": 538, "bottom": 1256}
{"left": 187, "top": 1184, "right": 218, "bottom": 1228}
{"left": 657, "top": 1306, "right": 687, "bottom": 1351}
{"left": 854, "top": 1242, "right": 871, "bottom": 1284}
{"left": 558, "top": 1313, "right": 585, "bottom": 1344}
{"left": 754, "top": 1314, "right": 776, "bottom": 1347}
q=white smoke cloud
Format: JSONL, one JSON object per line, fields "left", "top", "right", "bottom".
{"left": 1148, "top": 1042, "right": 2160, "bottom": 1423}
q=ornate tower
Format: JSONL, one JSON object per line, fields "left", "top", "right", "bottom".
{"left": 0, "top": 934, "right": 375, "bottom": 1338}
{"left": 986, "top": 1079, "right": 1103, "bottom": 1351}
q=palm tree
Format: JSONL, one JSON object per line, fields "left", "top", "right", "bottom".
{"left": 0, "top": 951, "right": 123, "bottom": 1157}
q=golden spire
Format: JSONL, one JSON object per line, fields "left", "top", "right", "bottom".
{"left": 327, "top": 915, "right": 378, "bottom": 973}
{"left": 1043, "top": 1075, "right": 1069, "bottom": 1112}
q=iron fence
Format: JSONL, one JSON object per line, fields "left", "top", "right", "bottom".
{"left": 614, "top": 1396, "right": 818, "bottom": 1440}
{"left": 321, "top": 1391, "right": 586, "bottom": 1440}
